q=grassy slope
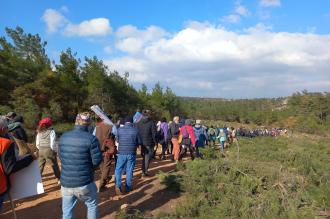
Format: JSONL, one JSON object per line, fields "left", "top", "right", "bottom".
{"left": 157, "top": 135, "right": 330, "bottom": 219}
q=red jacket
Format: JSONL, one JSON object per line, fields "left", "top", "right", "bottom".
{"left": 0, "top": 137, "right": 11, "bottom": 194}
{"left": 0, "top": 135, "right": 34, "bottom": 195}
{"left": 180, "top": 125, "right": 196, "bottom": 145}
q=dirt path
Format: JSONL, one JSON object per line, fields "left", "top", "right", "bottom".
{"left": 0, "top": 151, "right": 184, "bottom": 219}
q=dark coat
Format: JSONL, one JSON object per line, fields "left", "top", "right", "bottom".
{"left": 59, "top": 125, "right": 102, "bottom": 188}
{"left": 136, "top": 117, "right": 156, "bottom": 147}
{"left": 169, "top": 122, "right": 180, "bottom": 138}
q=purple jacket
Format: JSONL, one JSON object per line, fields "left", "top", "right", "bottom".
{"left": 160, "top": 122, "right": 169, "bottom": 140}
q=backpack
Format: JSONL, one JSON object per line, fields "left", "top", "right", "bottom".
{"left": 194, "top": 127, "right": 204, "bottom": 140}
{"left": 182, "top": 127, "right": 190, "bottom": 139}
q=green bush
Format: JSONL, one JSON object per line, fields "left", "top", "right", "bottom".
{"left": 158, "top": 136, "right": 329, "bottom": 219}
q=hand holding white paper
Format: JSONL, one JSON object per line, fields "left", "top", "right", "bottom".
{"left": 9, "top": 160, "right": 44, "bottom": 200}
{"left": 90, "top": 105, "right": 117, "bottom": 136}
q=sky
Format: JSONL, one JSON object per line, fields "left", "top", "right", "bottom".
{"left": 1, "top": 0, "right": 330, "bottom": 98}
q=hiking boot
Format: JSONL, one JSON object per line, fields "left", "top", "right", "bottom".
{"left": 141, "top": 172, "right": 150, "bottom": 178}
{"left": 115, "top": 187, "right": 123, "bottom": 196}
{"left": 98, "top": 186, "right": 107, "bottom": 193}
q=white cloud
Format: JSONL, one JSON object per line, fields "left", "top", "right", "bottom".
{"left": 60, "top": 5, "right": 69, "bottom": 13}
{"left": 104, "top": 46, "right": 112, "bottom": 54}
{"left": 222, "top": 1, "right": 250, "bottom": 24}
{"left": 105, "top": 22, "right": 330, "bottom": 98}
{"left": 260, "top": 0, "right": 281, "bottom": 7}
{"left": 222, "top": 14, "right": 241, "bottom": 23}
{"left": 64, "top": 18, "right": 112, "bottom": 37}
{"left": 235, "top": 3, "right": 249, "bottom": 17}
{"left": 41, "top": 9, "right": 112, "bottom": 37}
{"left": 115, "top": 25, "right": 168, "bottom": 54}
{"left": 42, "top": 9, "right": 68, "bottom": 33}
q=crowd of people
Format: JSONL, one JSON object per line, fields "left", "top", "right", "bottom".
{"left": 0, "top": 110, "right": 285, "bottom": 219}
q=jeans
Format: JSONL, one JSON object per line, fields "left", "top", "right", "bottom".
{"left": 141, "top": 146, "right": 153, "bottom": 174}
{"left": 220, "top": 141, "right": 225, "bottom": 152}
{"left": 115, "top": 154, "right": 136, "bottom": 192}
{"left": 61, "top": 182, "right": 98, "bottom": 219}
{"left": 0, "top": 192, "right": 6, "bottom": 212}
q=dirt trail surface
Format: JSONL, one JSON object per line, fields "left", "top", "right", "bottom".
{"left": 0, "top": 151, "right": 184, "bottom": 219}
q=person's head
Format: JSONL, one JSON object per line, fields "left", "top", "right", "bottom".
{"left": 13, "top": 115, "right": 24, "bottom": 123}
{"left": 75, "top": 112, "right": 92, "bottom": 126}
{"left": 185, "top": 119, "right": 191, "bottom": 126}
{"left": 161, "top": 117, "right": 167, "bottom": 123}
{"left": 142, "top": 109, "right": 150, "bottom": 117}
{"left": 211, "top": 125, "right": 214, "bottom": 128}
{"left": 124, "top": 115, "right": 133, "bottom": 124}
{"left": 220, "top": 128, "right": 224, "bottom": 133}
{"left": 173, "top": 116, "right": 179, "bottom": 124}
{"left": 195, "top": 119, "right": 201, "bottom": 127}
{"left": 38, "top": 117, "right": 53, "bottom": 132}
{"left": 0, "top": 116, "right": 8, "bottom": 136}
{"left": 6, "top": 112, "right": 16, "bottom": 121}
{"left": 231, "top": 127, "right": 235, "bottom": 131}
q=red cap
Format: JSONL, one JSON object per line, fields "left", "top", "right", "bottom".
{"left": 39, "top": 118, "right": 53, "bottom": 127}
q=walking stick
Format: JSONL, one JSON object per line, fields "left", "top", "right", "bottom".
{"left": 8, "top": 192, "right": 18, "bottom": 219}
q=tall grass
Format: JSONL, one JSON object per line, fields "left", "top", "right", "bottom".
{"left": 156, "top": 135, "right": 330, "bottom": 219}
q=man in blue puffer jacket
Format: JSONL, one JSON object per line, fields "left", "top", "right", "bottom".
{"left": 59, "top": 112, "right": 102, "bottom": 219}
{"left": 115, "top": 115, "right": 142, "bottom": 195}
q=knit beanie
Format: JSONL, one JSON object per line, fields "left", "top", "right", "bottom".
{"left": 75, "top": 112, "right": 92, "bottom": 126}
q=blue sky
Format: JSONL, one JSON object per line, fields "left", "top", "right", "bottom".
{"left": 1, "top": 0, "right": 330, "bottom": 98}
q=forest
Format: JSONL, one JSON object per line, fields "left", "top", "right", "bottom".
{"left": 1, "top": 27, "right": 329, "bottom": 135}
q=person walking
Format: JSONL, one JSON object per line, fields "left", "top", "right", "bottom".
{"left": 59, "top": 112, "right": 102, "bottom": 219}
{"left": 136, "top": 110, "right": 156, "bottom": 177}
{"left": 217, "top": 128, "right": 226, "bottom": 153}
{"left": 114, "top": 116, "right": 142, "bottom": 195}
{"left": 0, "top": 116, "right": 38, "bottom": 211}
{"left": 36, "top": 117, "right": 61, "bottom": 184}
{"left": 159, "top": 118, "right": 169, "bottom": 160}
{"left": 179, "top": 119, "right": 196, "bottom": 161}
{"left": 193, "top": 120, "right": 208, "bottom": 157}
{"left": 93, "top": 117, "right": 116, "bottom": 192}
{"left": 169, "top": 116, "right": 181, "bottom": 163}
{"left": 208, "top": 125, "right": 217, "bottom": 147}
{"left": 6, "top": 112, "right": 28, "bottom": 143}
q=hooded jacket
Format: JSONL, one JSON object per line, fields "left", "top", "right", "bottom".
{"left": 136, "top": 117, "right": 156, "bottom": 147}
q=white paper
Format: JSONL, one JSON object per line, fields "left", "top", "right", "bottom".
{"left": 90, "top": 105, "right": 117, "bottom": 135}
{"left": 9, "top": 160, "right": 44, "bottom": 200}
